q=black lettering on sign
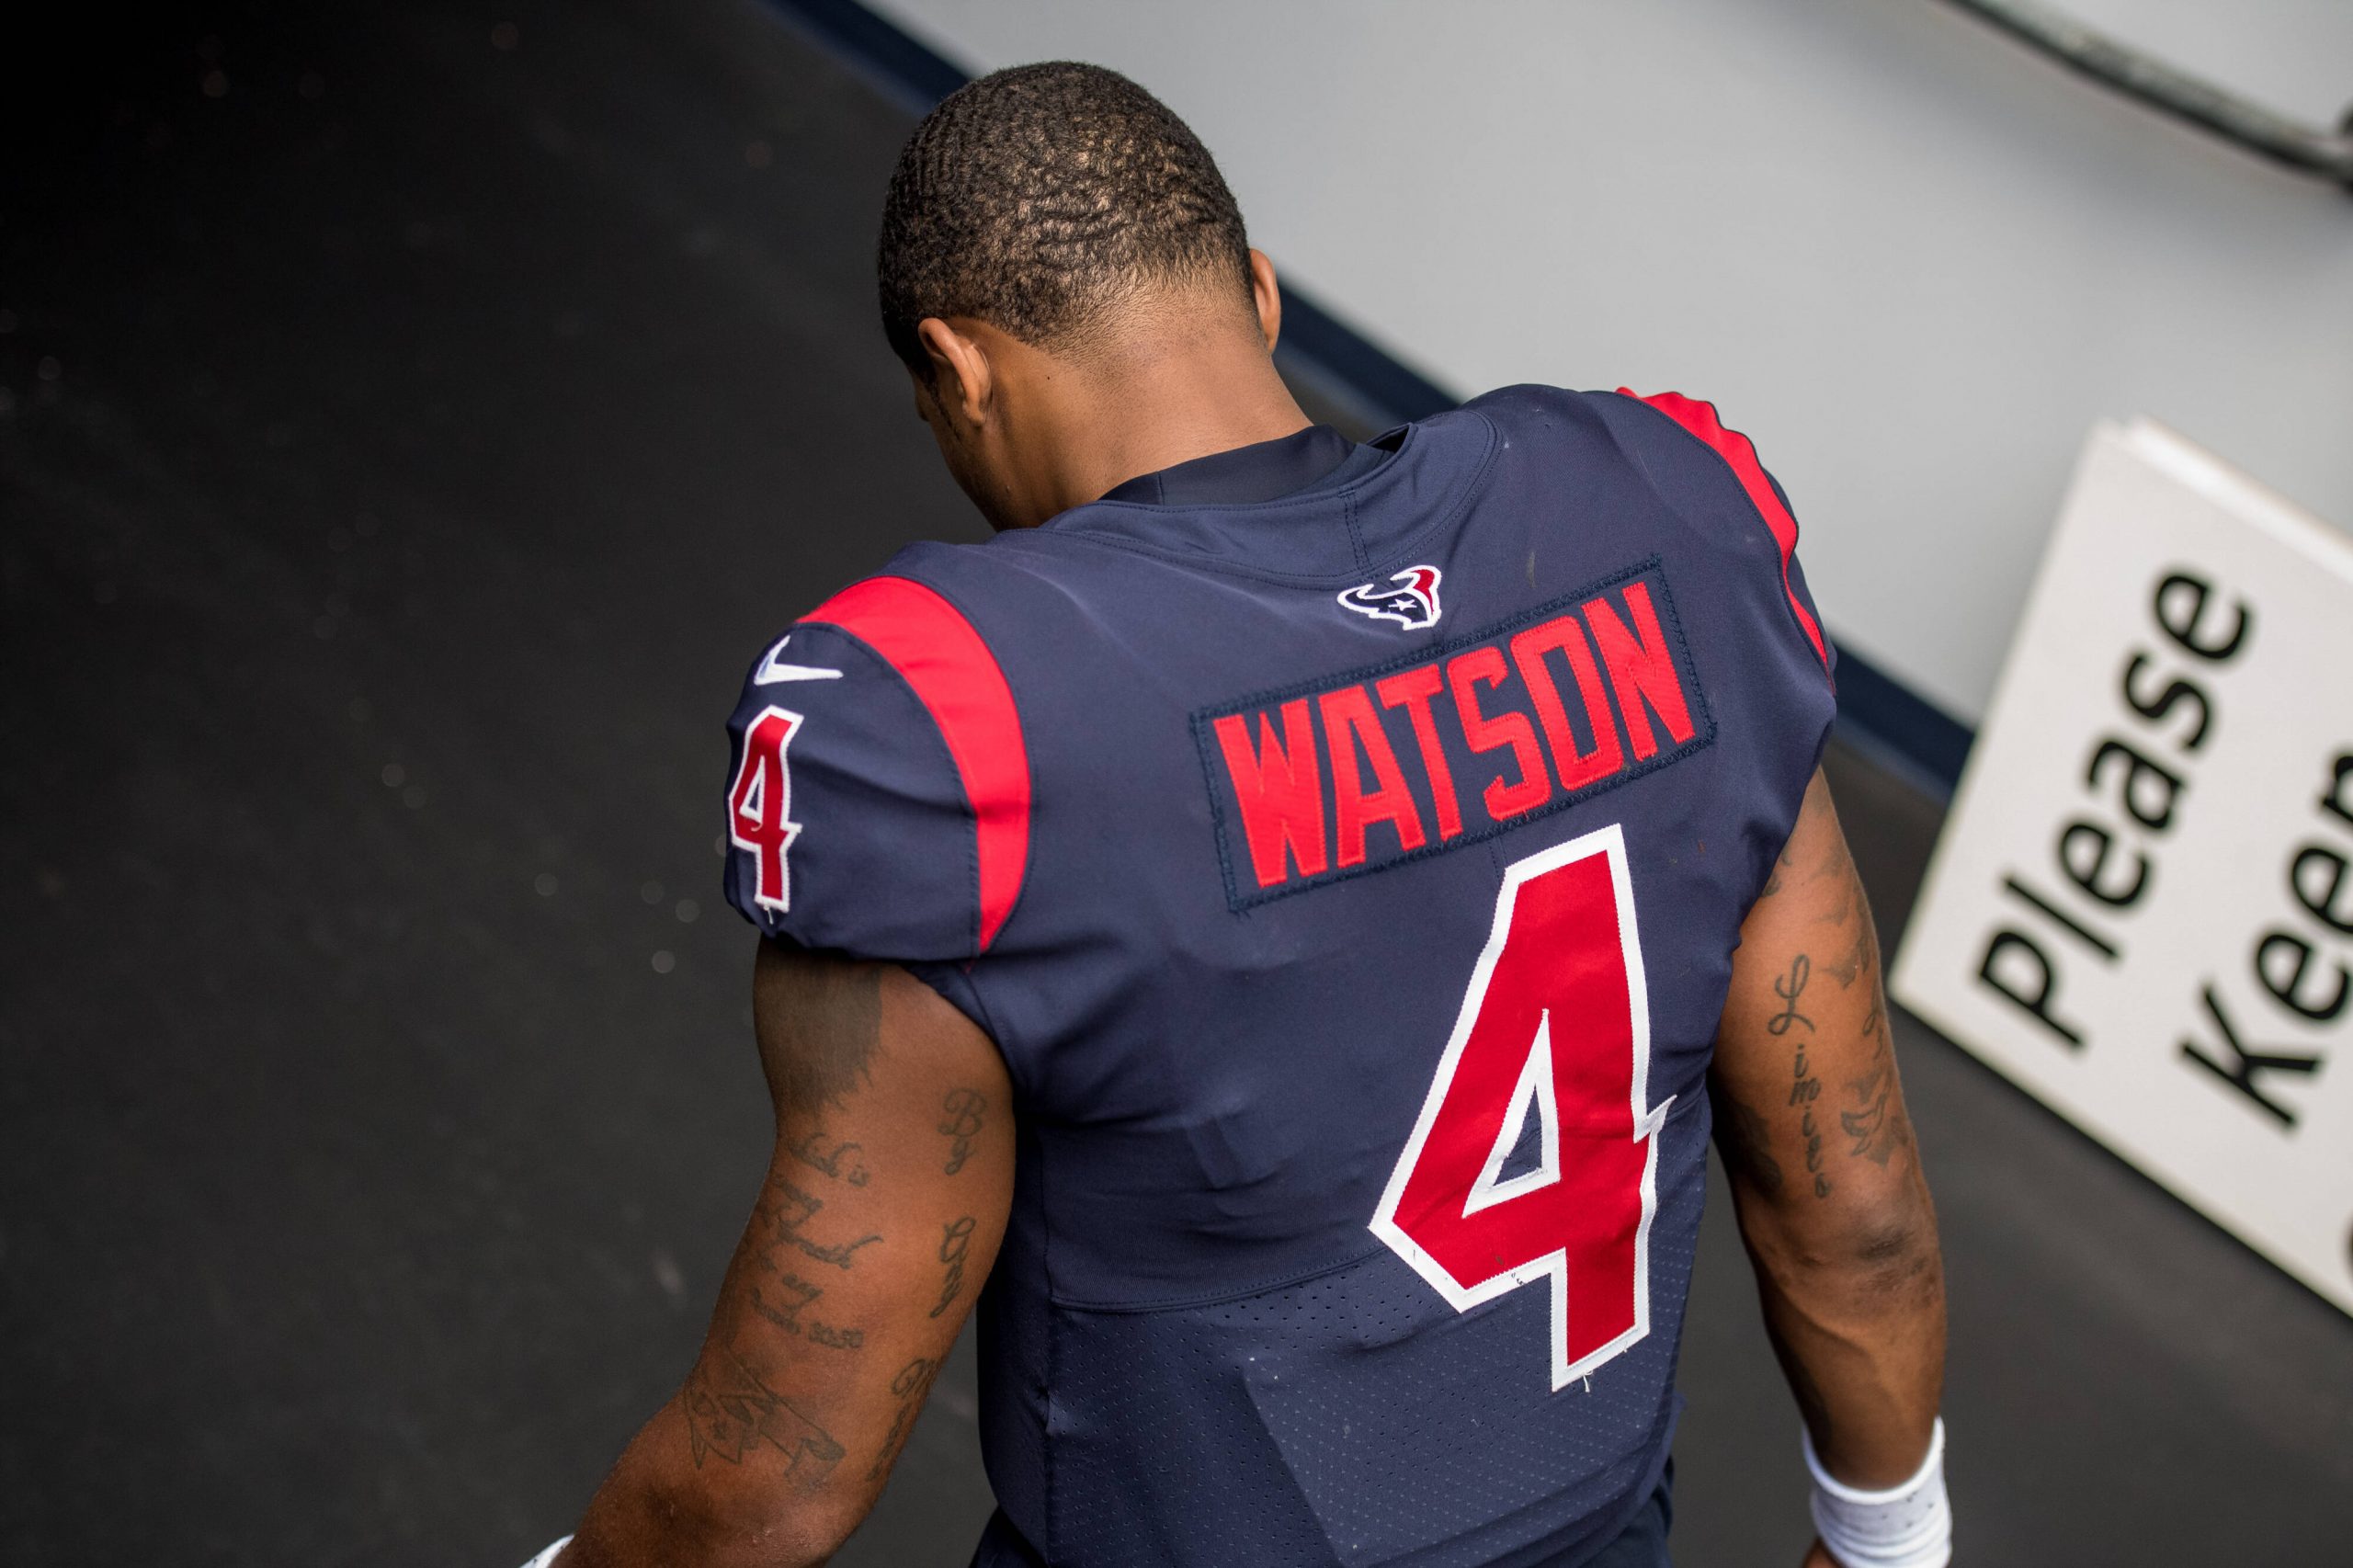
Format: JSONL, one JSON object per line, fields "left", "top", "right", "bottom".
{"left": 2011, "top": 570, "right": 2241, "bottom": 993}
{"left": 2085, "top": 737, "right": 2186, "bottom": 833}
{"left": 2255, "top": 931, "right": 2349, "bottom": 1024}
{"left": 2001, "top": 875, "right": 2119, "bottom": 962}
{"left": 2291, "top": 845, "right": 2353, "bottom": 937}
{"left": 2179, "top": 986, "right": 2322, "bottom": 1130}
{"left": 2056, "top": 820, "right": 2152, "bottom": 910}
{"left": 1977, "top": 928, "right": 2085, "bottom": 1049}
{"left": 2119, "top": 652, "right": 2212, "bottom": 753}
{"left": 2153, "top": 571, "right": 2252, "bottom": 663}
{"left": 2322, "top": 754, "right": 2353, "bottom": 830}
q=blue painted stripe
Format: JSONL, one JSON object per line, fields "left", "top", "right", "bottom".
{"left": 766, "top": 0, "right": 967, "bottom": 111}
{"left": 759, "top": 0, "right": 1976, "bottom": 792}
{"left": 1830, "top": 648, "right": 1972, "bottom": 796}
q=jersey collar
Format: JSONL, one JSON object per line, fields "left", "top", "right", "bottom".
{"left": 1097, "top": 424, "right": 1371, "bottom": 508}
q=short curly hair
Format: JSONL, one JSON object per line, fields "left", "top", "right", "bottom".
{"left": 877, "top": 62, "right": 1253, "bottom": 370}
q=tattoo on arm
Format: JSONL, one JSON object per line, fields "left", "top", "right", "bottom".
{"left": 1815, "top": 877, "right": 1915, "bottom": 1170}
{"left": 1779, "top": 954, "right": 1834, "bottom": 1199}
{"left": 749, "top": 1266, "right": 821, "bottom": 1330}
{"left": 765, "top": 1176, "right": 883, "bottom": 1270}
{"left": 865, "top": 1357, "right": 941, "bottom": 1482}
{"left": 1818, "top": 899, "right": 1873, "bottom": 991}
{"left": 929, "top": 1216, "right": 976, "bottom": 1319}
{"left": 1840, "top": 1064, "right": 1904, "bottom": 1167}
{"left": 1768, "top": 953, "right": 1813, "bottom": 1036}
{"left": 681, "top": 1341, "right": 847, "bottom": 1478}
{"left": 938, "top": 1089, "right": 986, "bottom": 1176}
{"left": 787, "top": 1131, "right": 870, "bottom": 1187}
{"left": 747, "top": 1255, "right": 868, "bottom": 1351}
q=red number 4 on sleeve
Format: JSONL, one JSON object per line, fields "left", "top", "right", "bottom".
{"left": 729, "top": 705, "right": 805, "bottom": 915}
{"left": 1370, "top": 824, "right": 1672, "bottom": 1389}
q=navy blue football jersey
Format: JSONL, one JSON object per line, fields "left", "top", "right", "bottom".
{"left": 722, "top": 386, "right": 1836, "bottom": 1567}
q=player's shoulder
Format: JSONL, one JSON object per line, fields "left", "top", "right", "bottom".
{"left": 1454, "top": 382, "right": 1776, "bottom": 512}
{"left": 1460, "top": 381, "right": 1772, "bottom": 470}
{"left": 1457, "top": 381, "right": 1611, "bottom": 426}
{"left": 1464, "top": 381, "right": 1834, "bottom": 678}
{"left": 1458, "top": 382, "right": 1798, "bottom": 545}
{"left": 789, "top": 546, "right": 1002, "bottom": 675}
{"left": 1592, "top": 386, "right": 1790, "bottom": 502}
{"left": 1472, "top": 382, "right": 1807, "bottom": 551}
{"left": 722, "top": 544, "right": 1035, "bottom": 964}
{"left": 763, "top": 539, "right": 1041, "bottom": 717}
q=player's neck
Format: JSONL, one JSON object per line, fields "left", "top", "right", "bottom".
{"left": 1013, "top": 312, "right": 1313, "bottom": 525}
{"left": 1072, "top": 353, "right": 1311, "bottom": 507}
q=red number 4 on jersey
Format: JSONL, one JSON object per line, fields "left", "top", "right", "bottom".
{"left": 1370, "top": 824, "right": 1673, "bottom": 1389}
{"left": 729, "top": 705, "right": 805, "bottom": 914}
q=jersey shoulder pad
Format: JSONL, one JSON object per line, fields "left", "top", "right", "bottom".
{"left": 1608, "top": 388, "right": 1834, "bottom": 680}
{"left": 722, "top": 574, "right": 1031, "bottom": 960}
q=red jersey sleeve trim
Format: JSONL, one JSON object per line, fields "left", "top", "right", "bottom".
{"left": 802, "top": 575, "right": 1031, "bottom": 954}
{"left": 1618, "top": 389, "right": 1832, "bottom": 674}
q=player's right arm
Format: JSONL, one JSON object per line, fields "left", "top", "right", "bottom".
{"left": 554, "top": 939, "right": 1014, "bottom": 1567}
{"left": 538, "top": 583, "right": 1031, "bottom": 1565}
{"left": 1711, "top": 769, "right": 1948, "bottom": 1562}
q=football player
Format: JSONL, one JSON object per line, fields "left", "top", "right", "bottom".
{"left": 529, "top": 62, "right": 1949, "bottom": 1568}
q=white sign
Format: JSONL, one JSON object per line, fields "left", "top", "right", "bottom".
{"left": 1892, "top": 419, "right": 2353, "bottom": 1315}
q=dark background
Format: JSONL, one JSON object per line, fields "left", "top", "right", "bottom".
{"left": 3, "top": 3, "right": 2348, "bottom": 1563}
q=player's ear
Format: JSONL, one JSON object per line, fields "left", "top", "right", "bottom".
{"left": 915, "top": 317, "right": 994, "bottom": 429}
{"left": 1247, "top": 248, "right": 1282, "bottom": 353}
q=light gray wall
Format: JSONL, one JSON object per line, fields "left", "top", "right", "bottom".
{"left": 867, "top": 0, "right": 2353, "bottom": 724}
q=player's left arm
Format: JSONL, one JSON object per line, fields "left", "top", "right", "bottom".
{"left": 1711, "top": 769, "right": 1949, "bottom": 1566}
{"left": 553, "top": 938, "right": 1014, "bottom": 1568}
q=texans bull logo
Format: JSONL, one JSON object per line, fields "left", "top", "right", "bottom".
{"left": 1336, "top": 564, "right": 1444, "bottom": 630}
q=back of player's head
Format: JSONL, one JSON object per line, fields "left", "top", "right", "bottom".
{"left": 877, "top": 62, "right": 1254, "bottom": 370}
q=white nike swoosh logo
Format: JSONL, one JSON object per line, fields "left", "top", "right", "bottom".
{"left": 754, "top": 637, "right": 843, "bottom": 685}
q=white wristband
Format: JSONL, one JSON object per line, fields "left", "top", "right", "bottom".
{"left": 1803, "top": 1418, "right": 1951, "bottom": 1568}
{"left": 519, "top": 1537, "right": 572, "bottom": 1568}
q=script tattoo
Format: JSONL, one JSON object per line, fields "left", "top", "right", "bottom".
{"left": 1835, "top": 979, "right": 1910, "bottom": 1158}
{"left": 788, "top": 1131, "right": 870, "bottom": 1187}
{"left": 750, "top": 1267, "right": 820, "bottom": 1331}
{"left": 929, "top": 1216, "right": 976, "bottom": 1319}
{"left": 1819, "top": 898, "right": 1873, "bottom": 993}
{"left": 938, "top": 1089, "right": 986, "bottom": 1176}
{"left": 1779, "top": 954, "right": 1833, "bottom": 1198}
{"left": 748, "top": 1259, "right": 867, "bottom": 1351}
{"left": 765, "top": 1177, "right": 882, "bottom": 1271}
{"left": 1841, "top": 993, "right": 1913, "bottom": 1169}
{"left": 866, "top": 1357, "right": 941, "bottom": 1482}
{"left": 1768, "top": 952, "right": 1814, "bottom": 1037}
{"left": 1841, "top": 1064, "right": 1902, "bottom": 1166}
{"left": 1818, "top": 882, "right": 1913, "bottom": 1170}
{"left": 681, "top": 1341, "right": 846, "bottom": 1478}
